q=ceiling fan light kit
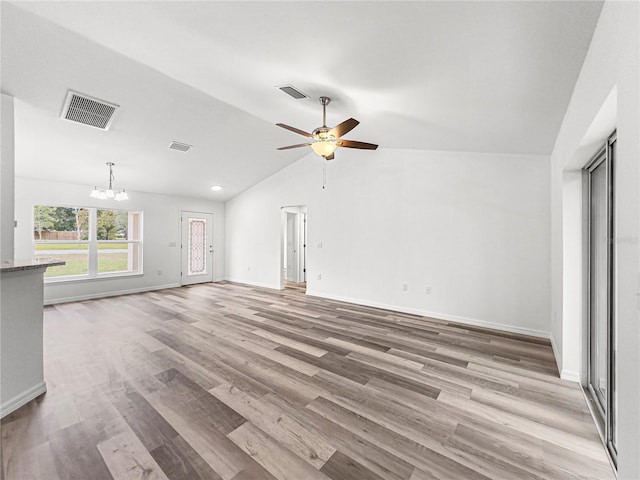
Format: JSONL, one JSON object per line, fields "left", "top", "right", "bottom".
{"left": 277, "top": 96, "right": 378, "bottom": 161}
{"left": 310, "top": 140, "right": 337, "bottom": 157}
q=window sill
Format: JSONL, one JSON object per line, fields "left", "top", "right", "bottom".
{"left": 44, "top": 272, "right": 144, "bottom": 285}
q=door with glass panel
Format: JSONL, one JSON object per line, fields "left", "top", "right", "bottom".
{"left": 585, "top": 132, "right": 616, "bottom": 463}
{"left": 181, "top": 212, "right": 213, "bottom": 285}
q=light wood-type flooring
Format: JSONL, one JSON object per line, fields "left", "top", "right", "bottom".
{"left": 1, "top": 282, "right": 614, "bottom": 480}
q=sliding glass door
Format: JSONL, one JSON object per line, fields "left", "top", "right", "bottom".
{"left": 585, "top": 131, "right": 616, "bottom": 464}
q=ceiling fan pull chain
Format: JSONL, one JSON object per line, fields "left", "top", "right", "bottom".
{"left": 322, "top": 160, "right": 327, "bottom": 189}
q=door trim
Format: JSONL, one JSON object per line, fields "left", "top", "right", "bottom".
{"left": 280, "top": 205, "right": 307, "bottom": 290}
{"left": 180, "top": 211, "right": 214, "bottom": 286}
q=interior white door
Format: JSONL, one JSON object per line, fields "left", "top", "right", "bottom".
{"left": 181, "top": 211, "right": 213, "bottom": 285}
{"left": 285, "top": 212, "right": 298, "bottom": 282}
{"left": 301, "top": 212, "right": 307, "bottom": 283}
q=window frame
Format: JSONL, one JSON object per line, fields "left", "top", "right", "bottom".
{"left": 33, "top": 205, "right": 143, "bottom": 283}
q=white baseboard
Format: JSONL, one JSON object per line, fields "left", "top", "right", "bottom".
{"left": 550, "top": 333, "right": 562, "bottom": 371}
{"left": 224, "top": 278, "right": 281, "bottom": 290}
{"left": 560, "top": 369, "right": 581, "bottom": 382}
{"left": 44, "top": 283, "right": 180, "bottom": 305}
{"left": 549, "top": 333, "right": 580, "bottom": 383}
{"left": 1, "top": 381, "right": 47, "bottom": 419}
{"left": 305, "top": 290, "right": 550, "bottom": 339}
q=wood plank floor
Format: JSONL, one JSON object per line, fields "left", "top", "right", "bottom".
{"left": 1, "top": 282, "right": 614, "bottom": 480}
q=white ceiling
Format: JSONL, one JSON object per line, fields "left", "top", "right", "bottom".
{"left": 2, "top": 1, "right": 602, "bottom": 201}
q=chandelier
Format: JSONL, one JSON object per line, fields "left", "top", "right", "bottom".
{"left": 90, "top": 162, "right": 128, "bottom": 201}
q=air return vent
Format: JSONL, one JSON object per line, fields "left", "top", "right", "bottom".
{"left": 60, "top": 90, "right": 119, "bottom": 130}
{"left": 277, "top": 85, "right": 309, "bottom": 99}
{"left": 169, "top": 141, "right": 192, "bottom": 152}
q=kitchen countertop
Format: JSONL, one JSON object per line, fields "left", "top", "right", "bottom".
{"left": 0, "top": 258, "right": 66, "bottom": 273}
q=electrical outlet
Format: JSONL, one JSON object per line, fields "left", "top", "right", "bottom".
{"left": 317, "top": 274, "right": 322, "bottom": 280}
{"left": 402, "top": 283, "right": 408, "bottom": 292}
{"left": 425, "top": 286, "right": 432, "bottom": 294}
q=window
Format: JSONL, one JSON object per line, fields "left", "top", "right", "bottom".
{"left": 34, "top": 205, "right": 142, "bottom": 280}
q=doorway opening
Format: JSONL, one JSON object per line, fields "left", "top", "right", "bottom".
{"left": 584, "top": 131, "right": 617, "bottom": 466}
{"left": 280, "top": 206, "right": 307, "bottom": 292}
{"left": 181, "top": 211, "right": 214, "bottom": 285}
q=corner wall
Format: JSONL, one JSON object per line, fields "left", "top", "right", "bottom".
{"left": 226, "top": 148, "right": 551, "bottom": 337}
{"left": 1, "top": 94, "right": 15, "bottom": 261}
{"left": 549, "top": 1, "right": 639, "bottom": 477}
{"left": 14, "top": 177, "right": 225, "bottom": 303}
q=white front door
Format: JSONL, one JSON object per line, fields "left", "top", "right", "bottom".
{"left": 181, "top": 211, "right": 213, "bottom": 285}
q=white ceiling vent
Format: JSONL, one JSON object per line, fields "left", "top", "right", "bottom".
{"left": 277, "top": 85, "right": 309, "bottom": 99}
{"left": 60, "top": 90, "right": 119, "bottom": 130}
{"left": 169, "top": 141, "right": 192, "bottom": 152}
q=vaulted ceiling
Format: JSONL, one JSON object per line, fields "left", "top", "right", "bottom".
{"left": 2, "top": 1, "right": 603, "bottom": 201}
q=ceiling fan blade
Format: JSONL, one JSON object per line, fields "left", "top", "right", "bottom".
{"left": 277, "top": 143, "right": 312, "bottom": 150}
{"left": 325, "top": 153, "right": 335, "bottom": 160}
{"left": 276, "top": 123, "right": 314, "bottom": 138}
{"left": 337, "top": 139, "right": 378, "bottom": 150}
{"left": 329, "top": 118, "right": 359, "bottom": 138}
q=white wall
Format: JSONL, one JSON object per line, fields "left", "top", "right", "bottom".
{"left": 15, "top": 177, "right": 225, "bottom": 304}
{"left": 559, "top": 170, "right": 583, "bottom": 383}
{"left": 226, "top": 148, "right": 551, "bottom": 337}
{"left": 549, "top": 1, "right": 639, "bottom": 477}
{"left": 1, "top": 269, "right": 47, "bottom": 418}
{"left": 1, "top": 94, "right": 15, "bottom": 262}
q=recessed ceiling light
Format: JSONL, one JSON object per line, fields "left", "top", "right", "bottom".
{"left": 210, "top": 185, "right": 223, "bottom": 191}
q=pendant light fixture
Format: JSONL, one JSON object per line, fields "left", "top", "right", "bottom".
{"left": 90, "top": 162, "right": 128, "bottom": 201}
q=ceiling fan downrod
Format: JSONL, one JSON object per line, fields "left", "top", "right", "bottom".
{"left": 319, "top": 96, "right": 330, "bottom": 128}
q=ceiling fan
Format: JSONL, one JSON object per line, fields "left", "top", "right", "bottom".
{"left": 277, "top": 96, "right": 378, "bottom": 160}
